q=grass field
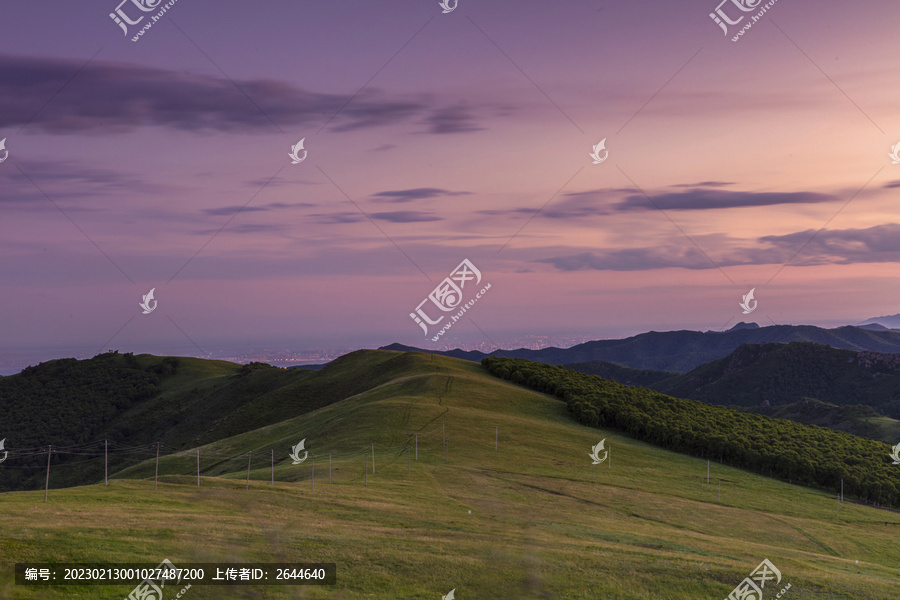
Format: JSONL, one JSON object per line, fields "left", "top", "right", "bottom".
{"left": 1, "top": 352, "right": 898, "bottom": 599}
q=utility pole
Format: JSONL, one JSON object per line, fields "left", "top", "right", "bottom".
{"left": 44, "top": 446, "right": 52, "bottom": 502}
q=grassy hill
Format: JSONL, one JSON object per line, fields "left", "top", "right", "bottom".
{"left": 0, "top": 350, "right": 441, "bottom": 492}
{"left": 483, "top": 357, "right": 900, "bottom": 506}
{"left": 1, "top": 351, "right": 899, "bottom": 599}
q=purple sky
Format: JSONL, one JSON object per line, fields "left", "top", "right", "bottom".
{"left": 1, "top": 0, "right": 900, "bottom": 369}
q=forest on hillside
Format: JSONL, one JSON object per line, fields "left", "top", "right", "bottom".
{"left": 0, "top": 352, "right": 179, "bottom": 492}
{"left": 482, "top": 357, "right": 900, "bottom": 507}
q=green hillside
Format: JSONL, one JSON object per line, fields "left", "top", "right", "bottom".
{"left": 483, "top": 357, "right": 900, "bottom": 506}
{"left": 1, "top": 351, "right": 899, "bottom": 599}
{"left": 0, "top": 350, "right": 446, "bottom": 492}
{"left": 651, "top": 342, "right": 900, "bottom": 419}
{"left": 564, "top": 342, "right": 900, "bottom": 443}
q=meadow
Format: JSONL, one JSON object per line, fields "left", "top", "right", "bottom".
{"left": 0, "top": 352, "right": 897, "bottom": 599}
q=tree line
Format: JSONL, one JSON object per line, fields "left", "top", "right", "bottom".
{"left": 482, "top": 357, "right": 900, "bottom": 507}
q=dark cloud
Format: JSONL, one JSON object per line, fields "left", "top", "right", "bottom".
{"left": 266, "top": 202, "right": 316, "bottom": 209}
{"left": 371, "top": 187, "right": 470, "bottom": 203}
{"left": 309, "top": 212, "right": 365, "bottom": 225}
{"left": 201, "top": 202, "right": 314, "bottom": 217}
{"left": 670, "top": 181, "right": 736, "bottom": 188}
{"left": 475, "top": 193, "right": 610, "bottom": 220}
{"left": 478, "top": 207, "right": 539, "bottom": 217}
{"left": 420, "top": 105, "right": 484, "bottom": 134}
{"left": 479, "top": 188, "right": 837, "bottom": 220}
{"left": 307, "top": 208, "right": 446, "bottom": 225}
{"left": 196, "top": 223, "right": 285, "bottom": 235}
{"left": 371, "top": 211, "right": 443, "bottom": 223}
{"left": 760, "top": 223, "right": 900, "bottom": 264}
{"left": 0, "top": 54, "right": 486, "bottom": 135}
{"left": 539, "top": 247, "right": 729, "bottom": 271}
{"left": 614, "top": 189, "right": 836, "bottom": 212}
{"left": 0, "top": 161, "right": 172, "bottom": 204}
{"left": 538, "top": 224, "right": 900, "bottom": 272}
{"left": 201, "top": 205, "right": 269, "bottom": 217}
{"left": 543, "top": 195, "right": 611, "bottom": 219}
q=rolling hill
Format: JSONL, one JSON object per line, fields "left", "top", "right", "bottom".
{"left": 1, "top": 350, "right": 899, "bottom": 599}
{"left": 648, "top": 342, "right": 900, "bottom": 420}
{"left": 562, "top": 342, "right": 900, "bottom": 443}
{"left": 0, "top": 349, "right": 453, "bottom": 492}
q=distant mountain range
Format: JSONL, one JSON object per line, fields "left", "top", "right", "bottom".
{"left": 383, "top": 322, "right": 900, "bottom": 372}
{"left": 564, "top": 341, "right": 900, "bottom": 442}
{"left": 649, "top": 341, "right": 900, "bottom": 413}
{"left": 857, "top": 312, "right": 900, "bottom": 329}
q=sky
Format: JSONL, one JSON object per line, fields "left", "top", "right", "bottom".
{"left": 1, "top": 0, "right": 900, "bottom": 370}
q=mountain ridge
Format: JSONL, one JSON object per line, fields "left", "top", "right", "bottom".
{"left": 384, "top": 322, "right": 900, "bottom": 372}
